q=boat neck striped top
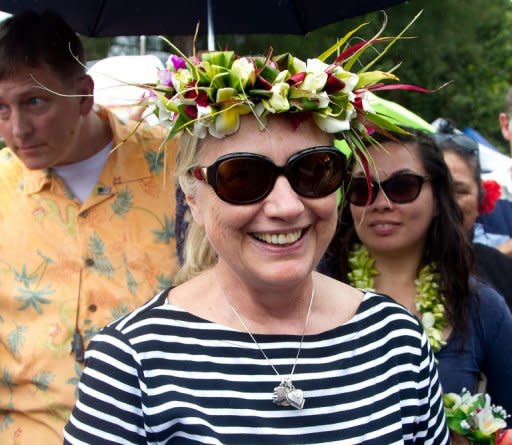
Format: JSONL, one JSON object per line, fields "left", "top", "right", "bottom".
{"left": 64, "top": 289, "right": 449, "bottom": 445}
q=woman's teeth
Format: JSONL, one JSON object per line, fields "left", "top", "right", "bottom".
{"left": 253, "top": 230, "right": 302, "bottom": 245}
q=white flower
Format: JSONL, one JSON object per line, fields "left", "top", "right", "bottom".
{"left": 290, "top": 56, "right": 306, "bottom": 73}
{"left": 301, "top": 58, "right": 329, "bottom": 92}
{"left": 172, "top": 69, "right": 193, "bottom": 93}
{"left": 155, "top": 98, "right": 174, "bottom": 125}
{"left": 197, "top": 105, "right": 215, "bottom": 125}
{"left": 230, "top": 57, "right": 255, "bottom": 89}
{"left": 266, "top": 82, "right": 290, "bottom": 113}
{"left": 475, "top": 406, "right": 507, "bottom": 435}
{"left": 193, "top": 121, "right": 208, "bottom": 139}
{"left": 358, "top": 91, "right": 375, "bottom": 113}
{"left": 332, "top": 66, "right": 360, "bottom": 94}
{"left": 317, "top": 91, "right": 330, "bottom": 109}
{"left": 422, "top": 312, "right": 435, "bottom": 329}
{"left": 313, "top": 113, "right": 351, "bottom": 133}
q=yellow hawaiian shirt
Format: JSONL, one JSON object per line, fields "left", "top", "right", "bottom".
{"left": 0, "top": 108, "right": 179, "bottom": 444}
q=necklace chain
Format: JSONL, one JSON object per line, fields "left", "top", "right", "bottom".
{"left": 222, "top": 284, "right": 315, "bottom": 409}
{"left": 225, "top": 286, "right": 315, "bottom": 378}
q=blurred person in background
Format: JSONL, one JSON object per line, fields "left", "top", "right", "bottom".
{"left": 433, "top": 124, "right": 512, "bottom": 309}
{"left": 477, "top": 88, "right": 512, "bottom": 255}
{"left": 0, "top": 10, "right": 179, "bottom": 444}
{"left": 320, "top": 131, "right": 512, "bottom": 439}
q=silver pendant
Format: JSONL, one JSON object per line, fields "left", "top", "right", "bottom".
{"left": 272, "top": 378, "right": 305, "bottom": 409}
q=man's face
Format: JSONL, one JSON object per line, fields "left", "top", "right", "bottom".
{"left": 0, "top": 65, "right": 89, "bottom": 169}
{"left": 499, "top": 111, "right": 512, "bottom": 154}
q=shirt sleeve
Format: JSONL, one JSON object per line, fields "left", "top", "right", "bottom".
{"left": 63, "top": 327, "right": 147, "bottom": 445}
{"left": 413, "top": 329, "right": 451, "bottom": 444}
{"left": 478, "top": 284, "right": 512, "bottom": 425}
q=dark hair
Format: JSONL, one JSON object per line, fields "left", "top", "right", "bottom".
{"left": 323, "top": 130, "right": 472, "bottom": 339}
{"left": 0, "top": 10, "right": 85, "bottom": 82}
{"left": 432, "top": 119, "right": 484, "bottom": 207}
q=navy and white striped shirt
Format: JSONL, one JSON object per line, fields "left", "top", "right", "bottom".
{"left": 64, "top": 290, "right": 449, "bottom": 444}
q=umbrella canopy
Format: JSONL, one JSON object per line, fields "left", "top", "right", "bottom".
{"left": 0, "top": 0, "right": 408, "bottom": 37}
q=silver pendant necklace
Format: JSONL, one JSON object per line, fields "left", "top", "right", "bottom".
{"left": 224, "top": 286, "right": 315, "bottom": 410}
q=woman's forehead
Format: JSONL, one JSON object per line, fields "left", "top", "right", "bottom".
{"left": 200, "top": 115, "right": 332, "bottom": 163}
{"left": 353, "top": 141, "right": 424, "bottom": 176}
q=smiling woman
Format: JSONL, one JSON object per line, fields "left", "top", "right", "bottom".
{"left": 63, "top": 24, "right": 450, "bottom": 445}
{"left": 320, "top": 130, "right": 512, "bottom": 441}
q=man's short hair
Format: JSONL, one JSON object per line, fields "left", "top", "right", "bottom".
{"left": 0, "top": 10, "right": 85, "bottom": 82}
{"left": 504, "top": 87, "right": 512, "bottom": 118}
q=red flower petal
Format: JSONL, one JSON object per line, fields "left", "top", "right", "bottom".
{"left": 184, "top": 105, "right": 197, "bottom": 118}
{"left": 325, "top": 74, "right": 346, "bottom": 94}
{"left": 255, "top": 75, "right": 273, "bottom": 90}
{"left": 287, "top": 72, "right": 306, "bottom": 86}
{"left": 479, "top": 179, "right": 502, "bottom": 214}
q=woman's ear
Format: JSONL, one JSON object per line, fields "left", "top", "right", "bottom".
{"left": 185, "top": 191, "right": 204, "bottom": 227}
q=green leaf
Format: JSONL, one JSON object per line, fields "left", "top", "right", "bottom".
{"left": 84, "top": 326, "right": 101, "bottom": 341}
{"left": 317, "top": 22, "right": 368, "bottom": 62}
{"left": 152, "top": 215, "right": 175, "bottom": 244}
{"left": 14, "top": 265, "right": 37, "bottom": 288}
{"left": 156, "top": 274, "right": 173, "bottom": 292}
{"left": 112, "top": 188, "right": 133, "bottom": 217}
{"left": 89, "top": 233, "right": 105, "bottom": 256}
{"left": 144, "top": 149, "right": 165, "bottom": 175}
{"left": 92, "top": 256, "right": 115, "bottom": 278}
{"left": 16, "top": 286, "right": 54, "bottom": 314}
{"left": 32, "top": 371, "right": 54, "bottom": 391}
{"left": 7, "top": 326, "right": 26, "bottom": 355}
{"left": 1, "top": 368, "right": 13, "bottom": 391}
{"left": 111, "top": 304, "right": 129, "bottom": 321}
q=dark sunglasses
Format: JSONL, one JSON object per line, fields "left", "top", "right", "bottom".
{"left": 348, "top": 172, "right": 428, "bottom": 207}
{"left": 189, "top": 146, "right": 346, "bottom": 205}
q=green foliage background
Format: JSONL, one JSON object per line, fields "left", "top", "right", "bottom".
{"left": 83, "top": 0, "right": 512, "bottom": 151}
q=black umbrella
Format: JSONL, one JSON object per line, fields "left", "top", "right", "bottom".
{"left": 0, "top": 0, "right": 409, "bottom": 38}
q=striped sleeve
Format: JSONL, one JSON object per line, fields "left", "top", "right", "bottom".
{"left": 413, "top": 330, "right": 450, "bottom": 444}
{"left": 64, "top": 328, "right": 146, "bottom": 445}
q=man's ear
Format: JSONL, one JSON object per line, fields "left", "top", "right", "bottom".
{"left": 499, "top": 112, "right": 511, "bottom": 142}
{"left": 185, "top": 191, "right": 204, "bottom": 227}
{"left": 78, "top": 74, "right": 95, "bottom": 115}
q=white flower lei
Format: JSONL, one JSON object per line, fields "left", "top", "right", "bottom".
{"left": 347, "top": 243, "right": 447, "bottom": 352}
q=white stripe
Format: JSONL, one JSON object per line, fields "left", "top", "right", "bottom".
{"left": 77, "top": 381, "right": 143, "bottom": 416}
{"left": 85, "top": 367, "right": 141, "bottom": 397}
{"left": 85, "top": 349, "right": 139, "bottom": 376}
{"left": 66, "top": 413, "right": 142, "bottom": 445}
{"left": 148, "top": 402, "right": 406, "bottom": 436}
{"left": 74, "top": 398, "right": 145, "bottom": 435}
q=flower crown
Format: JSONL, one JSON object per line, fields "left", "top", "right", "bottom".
{"left": 147, "top": 14, "right": 429, "bottom": 147}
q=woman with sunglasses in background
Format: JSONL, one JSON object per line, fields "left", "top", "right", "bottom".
{"left": 434, "top": 126, "right": 512, "bottom": 310}
{"left": 321, "top": 131, "right": 512, "bottom": 435}
{"left": 63, "top": 38, "right": 450, "bottom": 444}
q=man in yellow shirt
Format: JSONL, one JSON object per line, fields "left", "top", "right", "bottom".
{"left": 0, "top": 11, "right": 179, "bottom": 444}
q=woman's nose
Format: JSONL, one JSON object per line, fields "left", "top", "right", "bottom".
{"left": 263, "top": 175, "right": 305, "bottom": 218}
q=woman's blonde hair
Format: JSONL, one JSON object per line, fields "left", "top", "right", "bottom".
{"left": 173, "top": 132, "right": 218, "bottom": 285}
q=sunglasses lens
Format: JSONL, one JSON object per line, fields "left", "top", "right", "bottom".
{"left": 290, "top": 150, "right": 344, "bottom": 198}
{"left": 348, "top": 177, "right": 373, "bottom": 206}
{"left": 383, "top": 174, "right": 423, "bottom": 203}
{"left": 348, "top": 174, "right": 424, "bottom": 206}
{"left": 215, "top": 157, "right": 274, "bottom": 204}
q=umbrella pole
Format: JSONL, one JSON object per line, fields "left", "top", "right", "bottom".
{"left": 139, "top": 35, "right": 146, "bottom": 55}
{"left": 207, "top": 0, "right": 215, "bottom": 51}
